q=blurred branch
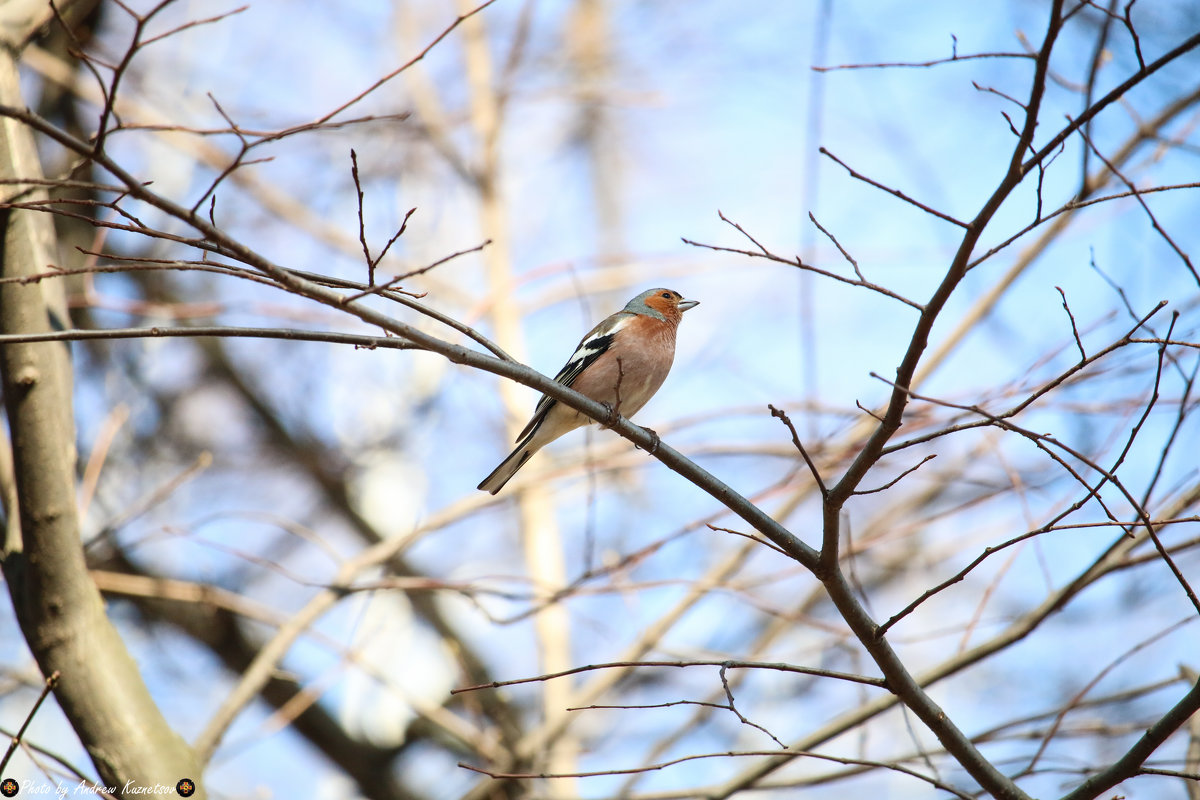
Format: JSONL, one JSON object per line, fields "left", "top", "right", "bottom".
{"left": 0, "top": 325, "right": 424, "bottom": 348}
{"left": 91, "top": 554, "right": 427, "bottom": 800}
{"left": 0, "top": 16, "right": 204, "bottom": 793}
{"left": 462, "top": 747, "right": 977, "bottom": 798}
{"left": 316, "top": 0, "right": 501, "bottom": 129}
{"left": 1060, "top": 674, "right": 1200, "bottom": 800}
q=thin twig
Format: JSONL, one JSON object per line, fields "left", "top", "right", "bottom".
{"left": 719, "top": 664, "right": 787, "bottom": 748}
{"left": 0, "top": 325, "right": 421, "bottom": 349}
{"left": 0, "top": 670, "right": 60, "bottom": 775}
{"left": 1056, "top": 286, "right": 1087, "bottom": 361}
{"left": 819, "top": 148, "right": 969, "bottom": 228}
{"left": 684, "top": 212, "right": 923, "bottom": 311}
{"left": 808, "top": 212, "right": 864, "bottom": 280}
{"left": 461, "top": 748, "right": 975, "bottom": 798}
{"left": 767, "top": 404, "right": 828, "bottom": 495}
{"left": 339, "top": 239, "right": 489, "bottom": 303}
{"left": 814, "top": 51, "right": 1034, "bottom": 72}
{"left": 854, "top": 454, "right": 936, "bottom": 496}
{"left": 452, "top": 660, "right": 887, "bottom": 694}
{"left": 707, "top": 525, "right": 790, "bottom": 557}
{"left": 1078, "top": 125, "right": 1199, "bottom": 286}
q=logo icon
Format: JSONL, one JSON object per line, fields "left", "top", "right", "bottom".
{"left": 0, "top": 778, "right": 18, "bottom": 797}
{"left": 175, "top": 778, "right": 195, "bottom": 797}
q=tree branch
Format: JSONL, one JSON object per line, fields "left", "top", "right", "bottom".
{"left": 0, "top": 33, "right": 204, "bottom": 796}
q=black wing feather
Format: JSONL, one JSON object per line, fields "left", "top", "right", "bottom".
{"left": 514, "top": 329, "right": 616, "bottom": 444}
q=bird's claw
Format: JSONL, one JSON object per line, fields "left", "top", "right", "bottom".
{"left": 601, "top": 401, "right": 620, "bottom": 428}
{"left": 637, "top": 426, "right": 660, "bottom": 454}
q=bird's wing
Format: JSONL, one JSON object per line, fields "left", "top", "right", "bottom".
{"left": 514, "top": 312, "right": 630, "bottom": 444}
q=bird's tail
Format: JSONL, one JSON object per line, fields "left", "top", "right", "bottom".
{"left": 477, "top": 444, "right": 535, "bottom": 495}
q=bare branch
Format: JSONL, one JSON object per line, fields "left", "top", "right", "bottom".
{"left": 339, "top": 239, "right": 490, "bottom": 304}
{"left": 1060, "top": 675, "right": 1200, "bottom": 800}
{"left": 768, "top": 404, "right": 828, "bottom": 496}
{"left": 1078, "top": 125, "right": 1199, "bottom": 285}
{"left": 1056, "top": 285, "right": 1087, "bottom": 361}
{"left": 854, "top": 454, "right": 936, "bottom": 496}
{"left": 719, "top": 664, "right": 787, "bottom": 749}
{"left": 452, "top": 660, "right": 888, "bottom": 694}
{"left": 814, "top": 51, "right": 1034, "bottom": 73}
{"left": 683, "top": 212, "right": 923, "bottom": 311}
{"left": 0, "top": 670, "right": 59, "bottom": 775}
{"left": 1022, "top": 28, "right": 1200, "bottom": 177}
{"left": 819, "top": 147, "right": 970, "bottom": 228}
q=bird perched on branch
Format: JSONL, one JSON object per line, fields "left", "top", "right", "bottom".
{"left": 478, "top": 288, "right": 699, "bottom": 494}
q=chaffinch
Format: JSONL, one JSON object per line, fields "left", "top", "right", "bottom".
{"left": 478, "top": 288, "right": 699, "bottom": 494}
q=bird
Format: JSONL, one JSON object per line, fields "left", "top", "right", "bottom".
{"left": 478, "top": 287, "right": 699, "bottom": 494}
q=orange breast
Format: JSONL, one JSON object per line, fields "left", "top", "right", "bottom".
{"left": 568, "top": 315, "right": 677, "bottom": 417}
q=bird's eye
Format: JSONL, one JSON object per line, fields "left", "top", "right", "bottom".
{"left": 660, "top": 291, "right": 672, "bottom": 299}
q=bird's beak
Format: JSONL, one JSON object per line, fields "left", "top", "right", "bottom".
{"left": 678, "top": 299, "right": 699, "bottom": 312}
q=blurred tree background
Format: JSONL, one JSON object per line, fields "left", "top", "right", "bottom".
{"left": 1, "top": 1, "right": 1199, "bottom": 798}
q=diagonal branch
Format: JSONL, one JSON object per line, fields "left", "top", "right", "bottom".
{"left": 1059, "top": 675, "right": 1200, "bottom": 800}
{"left": 819, "top": 147, "right": 969, "bottom": 228}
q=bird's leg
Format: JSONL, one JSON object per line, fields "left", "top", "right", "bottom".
{"left": 600, "top": 357, "right": 626, "bottom": 429}
{"left": 612, "top": 357, "right": 625, "bottom": 418}
{"left": 612, "top": 355, "right": 659, "bottom": 452}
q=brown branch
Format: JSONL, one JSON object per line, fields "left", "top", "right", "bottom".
{"left": 768, "top": 404, "right": 828, "bottom": 496}
{"left": 0, "top": 21, "right": 206, "bottom": 791}
{"left": 683, "top": 211, "right": 923, "bottom": 311}
{"left": 460, "top": 748, "right": 975, "bottom": 797}
{"left": 806, "top": 11, "right": 1071, "bottom": 800}
{"left": 1121, "top": 314, "right": 1200, "bottom": 615}
{"left": 0, "top": 670, "right": 59, "bottom": 775}
{"left": 884, "top": 300, "right": 1169, "bottom": 457}
{"left": 707, "top": 525, "right": 791, "bottom": 557}
{"left": 313, "top": 0, "right": 501, "bottom": 127}
{"left": 1078, "top": 126, "right": 1199, "bottom": 286}
{"left": 808, "top": 211, "right": 865, "bottom": 281}
{"left": 718, "top": 664, "right": 786, "bottom": 748}
{"left": 854, "top": 454, "right": 936, "bottom": 496}
{"left": 872, "top": 324, "right": 1200, "bottom": 621}
{"left": 0, "top": 325, "right": 422, "bottom": 349}
{"left": 819, "top": 148, "right": 969, "bottom": 228}
{"left": 1056, "top": 286, "right": 1087, "bottom": 361}
{"left": 350, "top": 149, "right": 417, "bottom": 286}
{"left": 92, "top": 1, "right": 177, "bottom": 154}
{"left": 828, "top": 0, "right": 1073, "bottom": 517}
{"left": 139, "top": 4, "right": 247, "bottom": 49}
{"left": 339, "top": 239, "right": 490, "bottom": 304}
{"left": 1022, "top": 28, "right": 1200, "bottom": 178}
{"left": 814, "top": 50, "right": 1034, "bottom": 72}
